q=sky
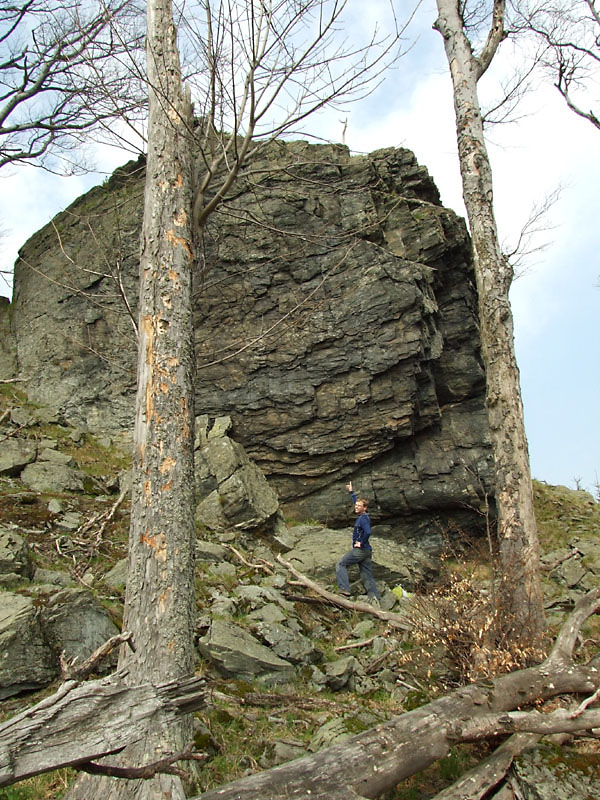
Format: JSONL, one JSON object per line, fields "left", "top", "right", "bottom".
{"left": 1, "top": 0, "right": 598, "bottom": 496}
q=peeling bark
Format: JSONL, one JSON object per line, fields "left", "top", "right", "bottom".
{"left": 66, "top": 1, "right": 197, "bottom": 798}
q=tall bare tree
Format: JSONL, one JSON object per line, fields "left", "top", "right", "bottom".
{"left": 0, "top": 0, "right": 145, "bottom": 173}
{"left": 433, "top": 0, "right": 546, "bottom": 649}
{"left": 67, "top": 2, "right": 401, "bottom": 798}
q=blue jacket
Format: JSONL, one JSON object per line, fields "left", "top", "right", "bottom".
{"left": 349, "top": 491, "right": 372, "bottom": 550}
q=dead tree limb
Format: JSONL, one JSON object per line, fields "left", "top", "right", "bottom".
{"left": 60, "top": 631, "right": 135, "bottom": 681}
{"left": 190, "top": 589, "right": 600, "bottom": 800}
{"left": 0, "top": 673, "right": 206, "bottom": 788}
{"left": 79, "top": 746, "right": 209, "bottom": 781}
{"left": 431, "top": 732, "right": 541, "bottom": 800}
{"left": 335, "top": 636, "right": 378, "bottom": 653}
{"left": 276, "top": 555, "right": 410, "bottom": 631}
{"left": 224, "top": 544, "right": 274, "bottom": 575}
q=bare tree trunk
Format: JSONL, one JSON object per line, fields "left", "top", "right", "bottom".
{"left": 434, "top": 0, "right": 545, "bottom": 648}
{"left": 66, "top": 0, "right": 196, "bottom": 797}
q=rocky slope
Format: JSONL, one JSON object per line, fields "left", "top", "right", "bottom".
{"left": 1, "top": 388, "right": 599, "bottom": 798}
{"left": 4, "top": 141, "right": 492, "bottom": 537}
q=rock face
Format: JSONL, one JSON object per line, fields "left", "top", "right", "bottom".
{"left": 0, "top": 296, "right": 17, "bottom": 380}
{"left": 10, "top": 141, "right": 493, "bottom": 531}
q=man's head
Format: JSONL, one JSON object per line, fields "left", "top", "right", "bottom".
{"left": 354, "top": 497, "right": 369, "bottom": 514}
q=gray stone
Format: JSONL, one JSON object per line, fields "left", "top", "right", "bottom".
{"left": 38, "top": 448, "right": 77, "bottom": 466}
{"left": 195, "top": 490, "right": 229, "bottom": 532}
{"left": 0, "top": 438, "right": 37, "bottom": 476}
{"left": 199, "top": 436, "right": 246, "bottom": 484}
{"left": 0, "top": 528, "right": 34, "bottom": 578}
{"left": 219, "top": 464, "right": 279, "bottom": 528}
{"left": 208, "top": 416, "right": 232, "bottom": 439}
{"left": 102, "top": 558, "right": 128, "bottom": 589}
{"left": 11, "top": 142, "right": 493, "bottom": 545}
{"left": 39, "top": 437, "right": 58, "bottom": 449}
{"left": 323, "top": 655, "right": 359, "bottom": 690}
{"left": 234, "top": 584, "right": 295, "bottom": 614}
{"left": 198, "top": 619, "right": 295, "bottom": 684}
{"left": 260, "top": 572, "right": 287, "bottom": 590}
{"left": 209, "top": 561, "right": 237, "bottom": 577}
{"left": 195, "top": 434, "right": 280, "bottom": 533}
{"left": 33, "top": 568, "right": 75, "bottom": 587}
{"left": 285, "top": 525, "right": 439, "bottom": 592}
{"left": 308, "top": 717, "right": 355, "bottom": 752}
{"left": 194, "top": 415, "right": 210, "bottom": 449}
{"left": 33, "top": 407, "right": 61, "bottom": 425}
{"left": 573, "top": 539, "right": 600, "bottom": 559}
{"left": 196, "top": 540, "right": 228, "bottom": 562}
{"left": 0, "top": 593, "right": 56, "bottom": 698}
{"left": 10, "top": 407, "right": 34, "bottom": 427}
{"left": 550, "top": 556, "right": 587, "bottom": 589}
{"left": 20, "top": 461, "right": 85, "bottom": 493}
{"left": 352, "top": 619, "right": 376, "bottom": 638}
{"left": 253, "top": 621, "right": 322, "bottom": 665}
{"left": 372, "top": 636, "right": 388, "bottom": 656}
{"left": 0, "top": 573, "right": 23, "bottom": 588}
{"left": 48, "top": 498, "right": 64, "bottom": 514}
{"left": 56, "top": 511, "right": 83, "bottom": 530}
{"left": 380, "top": 588, "right": 399, "bottom": 610}
{"left": 208, "top": 595, "right": 239, "bottom": 617}
{"left": 308, "top": 665, "right": 328, "bottom": 688}
{"left": 512, "top": 745, "right": 600, "bottom": 799}
{"left": 41, "top": 587, "right": 120, "bottom": 671}
{"left": 272, "top": 740, "right": 307, "bottom": 765}
{"left": 247, "top": 603, "right": 287, "bottom": 625}
{"left": 81, "top": 570, "right": 95, "bottom": 586}
{"left": 270, "top": 513, "right": 295, "bottom": 551}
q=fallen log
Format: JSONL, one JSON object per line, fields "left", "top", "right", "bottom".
{"left": 189, "top": 588, "right": 600, "bottom": 800}
{"left": 0, "top": 672, "right": 206, "bottom": 788}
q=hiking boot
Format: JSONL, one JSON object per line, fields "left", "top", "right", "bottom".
{"left": 339, "top": 589, "right": 352, "bottom": 597}
{"left": 369, "top": 596, "right": 381, "bottom": 608}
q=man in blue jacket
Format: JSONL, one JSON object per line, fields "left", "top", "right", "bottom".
{"left": 335, "top": 481, "right": 381, "bottom": 605}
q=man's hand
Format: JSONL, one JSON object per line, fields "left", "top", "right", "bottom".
{"left": 346, "top": 481, "right": 353, "bottom": 492}
{"left": 354, "top": 542, "right": 361, "bottom": 548}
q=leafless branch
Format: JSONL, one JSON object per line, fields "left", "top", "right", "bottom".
{"left": 0, "top": 0, "right": 146, "bottom": 173}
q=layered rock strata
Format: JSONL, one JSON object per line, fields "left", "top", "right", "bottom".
{"left": 10, "top": 141, "right": 493, "bottom": 533}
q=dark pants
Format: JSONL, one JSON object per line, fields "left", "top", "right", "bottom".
{"left": 336, "top": 547, "right": 380, "bottom": 599}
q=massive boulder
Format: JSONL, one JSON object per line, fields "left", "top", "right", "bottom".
{"left": 9, "top": 140, "right": 493, "bottom": 534}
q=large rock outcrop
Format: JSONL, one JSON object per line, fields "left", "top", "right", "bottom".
{"left": 9, "top": 140, "right": 493, "bottom": 533}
